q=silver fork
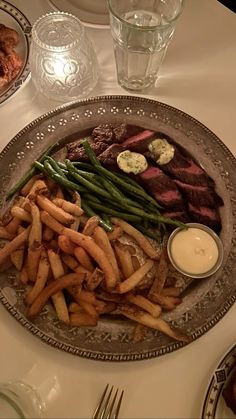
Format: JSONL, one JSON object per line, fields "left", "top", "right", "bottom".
{"left": 92, "top": 384, "right": 124, "bottom": 419}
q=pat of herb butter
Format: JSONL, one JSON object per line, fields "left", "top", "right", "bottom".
{"left": 148, "top": 138, "right": 174, "bottom": 165}
{"left": 117, "top": 150, "right": 148, "bottom": 175}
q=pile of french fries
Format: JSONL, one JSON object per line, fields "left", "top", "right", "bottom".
{"left": 0, "top": 175, "right": 191, "bottom": 343}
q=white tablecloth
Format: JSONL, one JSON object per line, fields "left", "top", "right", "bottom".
{"left": 1, "top": 1, "right": 236, "bottom": 417}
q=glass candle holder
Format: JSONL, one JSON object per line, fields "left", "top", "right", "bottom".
{"left": 30, "top": 12, "right": 99, "bottom": 102}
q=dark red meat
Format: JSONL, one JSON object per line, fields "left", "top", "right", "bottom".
{"left": 188, "top": 203, "right": 222, "bottom": 232}
{"left": 138, "top": 166, "right": 185, "bottom": 210}
{"left": 122, "top": 130, "right": 155, "bottom": 152}
{"left": 174, "top": 179, "right": 223, "bottom": 208}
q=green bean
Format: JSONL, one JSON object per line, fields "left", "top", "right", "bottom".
{"left": 101, "top": 213, "right": 113, "bottom": 229}
{"left": 115, "top": 172, "right": 146, "bottom": 191}
{"left": 82, "top": 193, "right": 102, "bottom": 204}
{"left": 82, "top": 140, "right": 162, "bottom": 210}
{"left": 100, "top": 177, "right": 143, "bottom": 209}
{"left": 86, "top": 200, "right": 142, "bottom": 222}
{"left": 7, "top": 142, "right": 60, "bottom": 200}
{"left": 65, "top": 162, "right": 102, "bottom": 187}
{"left": 81, "top": 200, "right": 113, "bottom": 232}
{"left": 35, "top": 161, "right": 87, "bottom": 194}
{"left": 44, "top": 156, "right": 67, "bottom": 177}
{"left": 65, "top": 161, "right": 112, "bottom": 200}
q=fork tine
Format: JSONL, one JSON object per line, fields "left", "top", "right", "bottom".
{"left": 93, "top": 385, "right": 124, "bottom": 419}
{"left": 100, "top": 386, "right": 114, "bottom": 419}
{"left": 92, "top": 384, "right": 109, "bottom": 419}
{"left": 112, "top": 390, "right": 124, "bottom": 419}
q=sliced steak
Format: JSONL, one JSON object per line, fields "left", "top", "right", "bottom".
{"left": 174, "top": 180, "right": 223, "bottom": 208}
{"left": 92, "top": 124, "right": 142, "bottom": 144}
{"left": 138, "top": 166, "right": 185, "bottom": 210}
{"left": 160, "top": 147, "right": 215, "bottom": 187}
{"left": 122, "top": 130, "right": 155, "bottom": 152}
{"left": 162, "top": 210, "right": 190, "bottom": 223}
{"left": 66, "top": 138, "right": 107, "bottom": 162}
{"left": 188, "top": 203, "right": 222, "bottom": 232}
{"left": 98, "top": 143, "right": 124, "bottom": 167}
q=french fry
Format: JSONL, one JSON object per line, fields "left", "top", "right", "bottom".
{"left": 70, "top": 312, "right": 97, "bottom": 327}
{"left": 133, "top": 324, "right": 147, "bottom": 343}
{"left": 61, "top": 254, "right": 78, "bottom": 270}
{"left": 82, "top": 216, "right": 99, "bottom": 236}
{"left": 78, "top": 300, "right": 98, "bottom": 319}
{"left": 42, "top": 226, "right": 54, "bottom": 242}
{"left": 27, "top": 179, "right": 49, "bottom": 197}
{"left": 76, "top": 289, "right": 98, "bottom": 305}
{"left": 54, "top": 186, "right": 64, "bottom": 199}
{"left": 74, "top": 246, "right": 94, "bottom": 272}
{"left": 113, "top": 243, "right": 134, "bottom": 279}
{"left": 96, "top": 301, "right": 116, "bottom": 315}
{"left": 19, "top": 262, "right": 29, "bottom": 284}
{"left": 28, "top": 272, "right": 85, "bottom": 318}
{"left": 85, "top": 267, "right": 104, "bottom": 291}
{"left": 27, "top": 245, "right": 42, "bottom": 282}
{"left": 37, "top": 195, "right": 75, "bottom": 226}
{"left": 25, "top": 248, "right": 50, "bottom": 304}
{"left": 52, "top": 198, "right": 83, "bottom": 217}
{"left": 11, "top": 206, "right": 32, "bottom": 223}
{"left": 40, "top": 211, "right": 64, "bottom": 235}
{"left": 111, "top": 218, "right": 159, "bottom": 260}
{"left": 10, "top": 245, "right": 25, "bottom": 271}
{"left": 63, "top": 228, "right": 117, "bottom": 289}
{"left": 47, "top": 249, "right": 70, "bottom": 323}
{"left": 68, "top": 302, "right": 83, "bottom": 313}
{"left": 5, "top": 217, "right": 21, "bottom": 234}
{"left": 28, "top": 202, "right": 42, "bottom": 246}
{"left": 70, "top": 192, "right": 81, "bottom": 231}
{"left": 148, "top": 292, "right": 182, "bottom": 311}
{"left": 126, "top": 294, "right": 162, "bottom": 318}
{"left": 116, "top": 260, "right": 154, "bottom": 294}
{"left": 20, "top": 175, "right": 42, "bottom": 196}
{"left": 93, "top": 226, "right": 120, "bottom": 280}
{"left": 149, "top": 247, "right": 169, "bottom": 295}
{"left": 0, "top": 226, "right": 14, "bottom": 240}
{"left": 58, "top": 235, "right": 76, "bottom": 254}
{"left": 162, "top": 287, "right": 181, "bottom": 297}
{"left": 107, "top": 226, "right": 123, "bottom": 241}
{"left": 0, "top": 227, "right": 30, "bottom": 267}
{"left": 116, "top": 304, "right": 191, "bottom": 343}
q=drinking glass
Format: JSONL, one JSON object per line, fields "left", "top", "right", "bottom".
{"left": 30, "top": 12, "right": 99, "bottom": 102}
{"left": 107, "top": 0, "right": 184, "bottom": 91}
{"left": 0, "top": 365, "right": 60, "bottom": 418}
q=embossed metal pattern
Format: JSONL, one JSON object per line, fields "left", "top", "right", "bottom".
{"left": 0, "top": 96, "right": 236, "bottom": 361}
{"left": 0, "top": 0, "right": 31, "bottom": 105}
{"left": 201, "top": 343, "right": 236, "bottom": 419}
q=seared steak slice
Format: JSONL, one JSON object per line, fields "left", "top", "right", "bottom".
{"left": 98, "top": 143, "right": 124, "bottom": 167}
{"left": 162, "top": 210, "right": 190, "bottom": 223}
{"left": 188, "top": 203, "right": 222, "bottom": 232}
{"left": 66, "top": 138, "right": 107, "bottom": 162}
{"left": 174, "top": 180, "right": 223, "bottom": 208}
{"left": 138, "top": 166, "right": 185, "bottom": 210}
{"left": 160, "top": 147, "right": 215, "bottom": 187}
{"left": 122, "top": 130, "right": 155, "bottom": 152}
{"left": 92, "top": 124, "right": 142, "bottom": 144}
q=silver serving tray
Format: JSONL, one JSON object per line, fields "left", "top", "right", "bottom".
{"left": 0, "top": 95, "right": 236, "bottom": 361}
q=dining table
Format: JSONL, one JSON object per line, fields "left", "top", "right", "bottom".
{"left": 0, "top": 0, "right": 236, "bottom": 417}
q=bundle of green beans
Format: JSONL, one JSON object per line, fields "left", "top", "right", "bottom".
{"left": 7, "top": 139, "right": 186, "bottom": 237}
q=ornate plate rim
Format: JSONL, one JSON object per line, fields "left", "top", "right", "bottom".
{"left": 201, "top": 342, "right": 236, "bottom": 419}
{"left": 0, "top": 0, "right": 31, "bottom": 105}
{"left": 0, "top": 95, "right": 236, "bottom": 362}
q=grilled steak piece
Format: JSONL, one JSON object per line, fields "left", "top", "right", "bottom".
{"left": 66, "top": 137, "right": 108, "bottom": 161}
{"left": 160, "top": 147, "right": 215, "bottom": 187}
{"left": 122, "top": 130, "right": 155, "bottom": 152}
{"left": 222, "top": 365, "right": 236, "bottom": 415}
{"left": 188, "top": 203, "right": 222, "bottom": 232}
{"left": 162, "top": 210, "right": 190, "bottom": 223}
{"left": 138, "top": 166, "right": 185, "bottom": 210}
{"left": 98, "top": 143, "right": 125, "bottom": 167}
{"left": 92, "top": 124, "right": 142, "bottom": 144}
{"left": 174, "top": 180, "right": 224, "bottom": 208}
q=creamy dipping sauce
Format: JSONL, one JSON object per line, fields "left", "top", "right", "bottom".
{"left": 169, "top": 227, "right": 219, "bottom": 275}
